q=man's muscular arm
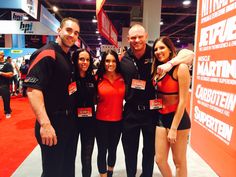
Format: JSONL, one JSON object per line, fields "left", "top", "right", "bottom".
{"left": 157, "top": 49, "right": 194, "bottom": 74}
{"left": 27, "top": 88, "right": 57, "bottom": 146}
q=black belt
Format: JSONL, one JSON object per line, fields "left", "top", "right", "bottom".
{"left": 50, "top": 109, "right": 75, "bottom": 116}
{"left": 126, "top": 103, "right": 150, "bottom": 111}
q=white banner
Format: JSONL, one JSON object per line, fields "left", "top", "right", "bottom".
{"left": 0, "top": 20, "right": 57, "bottom": 35}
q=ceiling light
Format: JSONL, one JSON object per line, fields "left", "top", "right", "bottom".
{"left": 92, "top": 19, "right": 97, "bottom": 23}
{"left": 52, "top": 6, "right": 58, "bottom": 12}
{"left": 160, "top": 21, "right": 164, "bottom": 25}
{"left": 177, "top": 39, "right": 180, "bottom": 43}
{"left": 95, "top": 30, "right": 99, "bottom": 34}
{"left": 98, "top": 37, "right": 101, "bottom": 40}
{"left": 92, "top": 16, "right": 97, "bottom": 23}
{"left": 183, "top": 0, "right": 191, "bottom": 6}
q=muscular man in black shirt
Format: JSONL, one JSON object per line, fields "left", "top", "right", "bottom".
{"left": 24, "top": 17, "right": 80, "bottom": 177}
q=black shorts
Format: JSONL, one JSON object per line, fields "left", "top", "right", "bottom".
{"left": 156, "top": 110, "right": 191, "bottom": 130}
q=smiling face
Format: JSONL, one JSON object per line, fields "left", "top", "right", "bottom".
{"left": 154, "top": 40, "right": 171, "bottom": 63}
{"left": 57, "top": 19, "right": 80, "bottom": 52}
{"left": 78, "top": 51, "right": 90, "bottom": 74}
{"left": 128, "top": 25, "right": 147, "bottom": 53}
{"left": 105, "top": 54, "right": 117, "bottom": 73}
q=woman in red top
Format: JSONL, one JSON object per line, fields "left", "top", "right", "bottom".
{"left": 96, "top": 50, "right": 125, "bottom": 177}
{"left": 151, "top": 36, "right": 191, "bottom": 177}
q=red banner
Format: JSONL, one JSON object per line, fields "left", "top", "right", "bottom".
{"left": 97, "top": 9, "right": 118, "bottom": 47}
{"left": 190, "top": 0, "right": 236, "bottom": 177}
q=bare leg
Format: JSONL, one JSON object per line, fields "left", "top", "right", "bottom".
{"left": 171, "top": 129, "right": 190, "bottom": 177}
{"left": 155, "top": 127, "right": 172, "bottom": 177}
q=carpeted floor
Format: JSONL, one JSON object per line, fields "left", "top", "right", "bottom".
{"left": 0, "top": 96, "right": 37, "bottom": 177}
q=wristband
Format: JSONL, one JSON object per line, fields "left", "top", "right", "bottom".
{"left": 168, "top": 61, "right": 174, "bottom": 67}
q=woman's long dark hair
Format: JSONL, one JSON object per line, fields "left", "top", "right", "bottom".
{"left": 151, "top": 36, "right": 177, "bottom": 79}
{"left": 71, "top": 48, "right": 93, "bottom": 79}
{"left": 96, "top": 49, "right": 121, "bottom": 82}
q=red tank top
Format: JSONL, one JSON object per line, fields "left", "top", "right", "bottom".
{"left": 156, "top": 66, "right": 179, "bottom": 114}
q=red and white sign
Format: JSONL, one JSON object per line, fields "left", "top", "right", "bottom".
{"left": 96, "top": 0, "right": 118, "bottom": 47}
{"left": 190, "top": 1, "right": 236, "bottom": 177}
{"left": 97, "top": 9, "right": 118, "bottom": 47}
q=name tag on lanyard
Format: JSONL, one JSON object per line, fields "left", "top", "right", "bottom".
{"left": 149, "top": 99, "right": 163, "bottom": 110}
{"left": 77, "top": 107, "right": 92, "bottom": 117}
{"left": 131, "top": 79, "right": 146, "bottom": 90}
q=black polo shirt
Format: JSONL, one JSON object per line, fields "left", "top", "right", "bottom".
{"left": 120, "top": 44, "right": 156, "bottom": 127}
{"left": 0, "top": 62, "right": 13, "bottom": 86}
{"left": 75, "top": 74, "right": 97, "bottom": 114}
{"left": 24, "top": 42, "right": 76, "bottom": 114}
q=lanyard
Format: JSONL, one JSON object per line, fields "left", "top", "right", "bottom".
{"left": 153, "top": 76, "right": 159, "bottom": 99}
{"left": 131, "top": 58, "right": 141, "bottom": 79}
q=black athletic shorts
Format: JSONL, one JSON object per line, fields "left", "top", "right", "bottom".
{"left": 156, "top": 110, "right": 191, "bottom": 130}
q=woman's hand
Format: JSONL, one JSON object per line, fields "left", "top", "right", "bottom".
{"left": 167, "top": 128, "right": 177, "bottom": 144}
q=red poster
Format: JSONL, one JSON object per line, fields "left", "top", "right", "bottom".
{"left": 190, "top": 1, "right": 236, "bottom": 177}
{"left": 97, "top": 9, "right": 118, "bottom": 47}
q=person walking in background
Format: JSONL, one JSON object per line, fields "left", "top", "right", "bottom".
{"left": 120, "top": 24, "right": 194, "bottom": 177}
{"left": 152, "top": 36, "right": 191, "bottom": 177}
{"left": 72, "top": 49, "right": 96, "bottom": 177}
{"left": 19, "top": 59, "right": 29, "bottom": 97}
{"left": 0, "top": 51, "right": 13, "bottom": 119}
{"left": 24, "top": 17, "right": 80, "bottom": 177}
{"left": 96, "top": 50, "right": 125, "bottom": 177}
{"left": 6, "top": 56, "right": 19, "bottom": 96}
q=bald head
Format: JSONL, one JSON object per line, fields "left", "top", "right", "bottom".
{"left": 127, "top": 24, "right": 148, "bottom": 57}
{"left": 128, "top": 24, "right": 146, "bottom": 36}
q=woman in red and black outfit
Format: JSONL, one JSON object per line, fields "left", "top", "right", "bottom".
{"left": 152, "top": 36, "right": 191, "bottom": 177}
{"left": 96, "top": 50, "right": 125, "bottom": 177}
{"left": 72, "top": 49, "right": 96, "bottom": 177}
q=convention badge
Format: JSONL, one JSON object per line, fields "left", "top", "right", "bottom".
{"left": 149, "top": 99, "right": 163, "bottom": 110}
{"left": 131, "top": 79, "right": 146, "bottom": 90}
{"left": 68, "top": 81, "right": 77, "bottom": 95}
{"left": 77, "top": 107, "right": 92, "bottom": 117}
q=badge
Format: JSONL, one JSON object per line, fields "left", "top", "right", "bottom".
{"left": 77, "top": 107, "right": 92, "bottom": 117}
{"left": 131, "top": 79, "right": 146, "bottom": 90}
{"left": 68, "top": 82, "right": 77, "bottom": 95}
{"left": 150, "top": 99, "right": 163, "bottom": 110}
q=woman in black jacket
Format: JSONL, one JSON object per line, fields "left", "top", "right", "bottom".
{"left": 72, "top": 48, "right": 97, "bottom": 177}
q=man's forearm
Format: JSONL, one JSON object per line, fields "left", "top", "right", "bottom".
{"left": 0, "top": 71, "right": 13, "bottom": 78}
{"left": 170, "top": 49, "right": 194, "bottom": 66}
{"left": 27, "top": 88, "right": 51, "bottom": 126}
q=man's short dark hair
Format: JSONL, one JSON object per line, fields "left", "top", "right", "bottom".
{"left": 60, "top": 17, "right": 79, "bottom": 28}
